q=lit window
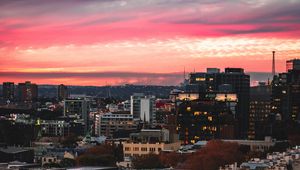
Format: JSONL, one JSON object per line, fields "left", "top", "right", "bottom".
{"left": 208, "top": 116, "right": 213, "bottom": 121}
{"left": 196, "top": 77, "right": 206, "bottom": 81}
{"left": 194, "top": 111, "right": 200, "bottom": 116}
{"left": 187, "top": 107, "right": 191, "bottom": 111}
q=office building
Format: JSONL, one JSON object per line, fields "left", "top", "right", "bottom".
{"left": 248, "top": 83, "right": 272, "bottom": 139}
{"left": 177, "top": 92, "right": 237, "bottom": 144}
{"left": 2, "top": 82, "right": 15, "bottom": 102}
{"left": 186, "top": 68, "right": 250, "bottom": 138}
{"left": 40, "top": 120, "right": 84, "bottom": 137}
{"left": 64, "top": 98, "right": 90, "bottom": 132}
{"left": 272, "top": 59, "right": 300, "bottom": 122}
{"left": 94, "top": 112, "right": 137, "bottom": 138}
{"left": 130, "top": 93, "right": 156, "bottom": 122}
{"left": 17, "top": 81, "right": 38, "bottom": 102}
{"left": 57, "top": 84, "right": 68, "bottom": 101}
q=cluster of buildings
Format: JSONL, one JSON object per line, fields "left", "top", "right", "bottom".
{"left": 221, "top": 146, "right": 300, "bottom": 170}
{"left": 0, "top": 58, "right": 299, "bottom": 169}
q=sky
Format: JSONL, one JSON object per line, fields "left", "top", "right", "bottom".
{"left": 0, "top": 0, "right": 300, "bottom": 86}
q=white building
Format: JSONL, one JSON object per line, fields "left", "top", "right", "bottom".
{"left": 130, "top": 93, "right": 156, "bottom": 123}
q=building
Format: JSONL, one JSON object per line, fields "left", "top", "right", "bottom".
{"left": 17, "top": 81, "right": 38, "bottom": 102}
{"left": 64, "top": 98, "right": 90, "bottom": 132}
{"left": 2, "top": 82, "right": 15, "bottom": 102}
{"left": 286, "top": 59, "right": 300, "bottom": 72}
{"left": 187, "top": 68, "right": 250, "bottom": 138}
{"left": 272, "top": 59, "right": 300, "bottom": 122}
{"left": 57, "top": 84, "right": 68, "bottom": 101}
{"left": 40, "top": 120, "right": 84, "bottom": 137}
{"left": 94, "top": 112, "right": 137, "bottom": 138}
{"left": 177, "top": 92, "right": 237, "bottom": 144}
{"left": 140, "top": 96, "right": 156, "bottom": 123}
{"left": 123, "top": 128, "right": 180, "bottom": 159}
{"left": 130, "top": 93, "right": 156, "bottom": 122}
{"left": 123, "top": 142, "right": 180, "bottom": 158}
{"left": 130, "top": 129, "right": 170, "bottom": 143}
{"left": 248, "top": 83, "right": 272, "bottom": 139}
{"left": 0, "top": 146, "right": 34, "bottom": 163}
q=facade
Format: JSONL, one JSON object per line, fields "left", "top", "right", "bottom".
{"left": 140, "top": 96, "right": 156, "bottom": 123}
{"left": 2, "top": 82, "right": 15, "bottom": 102}
{"left": 17, "top": 81, "right": 38, "bottom": 102}
{"left": 187, "top": 68, "right": 250, "bottom": 138}
{"left": 272, "top": 59, "right": 300, "bottom": 122}
{"left": 40, "top": 120, "right": 84, "bottom": 137}
{"left": 130, "top": 93, "right": 156, "bottom": 122}
{"left": 248, "top": 83, "right": 272, "bottom": 139}
{"left": 94, "top": 112, "right": 137, "bottom": 138}
{"left": 130, "top": 129, "right": 170, "bottom": 143}
{"left": 177, "top": 93, "right": 237, "bottom": 144}
{"left": 57, "top": 84, "right": 68, "bottom": 101}
{"left": 123, "top": 142, "right": 181, "bottom": 158}
{"left": 63, "top": 98, "right": 90, "bottom": 132}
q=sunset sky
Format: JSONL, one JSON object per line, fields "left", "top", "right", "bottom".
{"left": 1, "top": 0, "right": 300, "bottom": 86}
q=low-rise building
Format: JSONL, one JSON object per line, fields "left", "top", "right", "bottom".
{"left": 123, "top": 142, "right": 181, "bottom": 158}
{"left": 94, "top": 112, "right": 137, "bottom": 138}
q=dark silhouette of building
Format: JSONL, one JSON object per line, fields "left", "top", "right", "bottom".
{"left": 185, "top": 68, "right": 250, "bottom": 138}
{"left": 2, "top": 82, "right": 15, "bottom": 102}
{"left": 272, "top": 59, "right": 300, "bottom": 122}
{"left": 248, "top": 82, "right": 271, "bottom": 139}
{"left": 57, "top": 84, "right": 69, "bottom": 101}
{"left": 17, "top": 81, "right": 38, "bottom": 102}
{"left": 177, "top": 92, "right": 236, "bottom": 144}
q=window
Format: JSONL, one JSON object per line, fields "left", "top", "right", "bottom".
{"left": 208, "top": 116, "right": 213, "bottom": 121}
{"left": 134, "top": 147, "right": 139, "bottom": 151}
{"left": 187, "top": 107, "right": 191, "bottom": 111}
{"left": 196, "top": 77, "right": 205, "bottom": 81}
{"left": 150, "top": 147, "right": 156, "bottom": 152}
{"left": 125, "top": 147, "right": 130, "bottom": 151}
{"left": 194, "top": 111, "right": 200, "bottom": 116}
{"left": 141, "top": 147, "right": 147, "bottom": 151}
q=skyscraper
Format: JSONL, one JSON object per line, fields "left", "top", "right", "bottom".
{"left": 2, "top": 82, "right": 15, "bottom": 102}
{"left": 186, "top": 68, "right": 250, "bottom": 138}
{"left": 57, "top": 84, "right": 68, "bottom": 101}
{"left": 17, "top": 81, "right": 38, "bottom": 102}
{"left": 272, "top": 59, "right": 300, "bottom": 122}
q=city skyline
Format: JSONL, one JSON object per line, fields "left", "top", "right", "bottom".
{"left": 1, "top": 0, "right": 300, "bottom": 85}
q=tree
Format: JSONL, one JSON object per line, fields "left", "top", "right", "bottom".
{"left": 76, "top": 144, "right": 120, "bottom": 167}
{"left": 60, "top": 133, "right": 79, "bottom": 148}
{"left": 182, "top": 140, "right": 244, "bottom": 170}
{"left": 60, "top": 158, "right": 76, "bottom": 168}
{"left": 132, "top": 154, "right": 165, "bottom": 169}
{"left": 159, "top": 152, "right": 189, "bottom": 168}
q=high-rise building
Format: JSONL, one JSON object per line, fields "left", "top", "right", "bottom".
{"left": 248, "top": 83, "right": 271, "bottom": 139}
{"left": 57, "top": 84, "right": 68, "bottom": 101}
{"left": 130, "top": 93, "right": 156, "bottom": 122}
{"left": 186, "top": 68, "right": 250, "bottom": 138}
{"left": 272, "top": 59, "right": 300, "bottom": 122}
{"left": 2, "top": 82, "right": 15, "bottom": 102}
{"left": 286, "top": 59, "right": 300, "bottom": 72}
{"left": 17, "top": 81, "right": 38, "bottom": 102}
